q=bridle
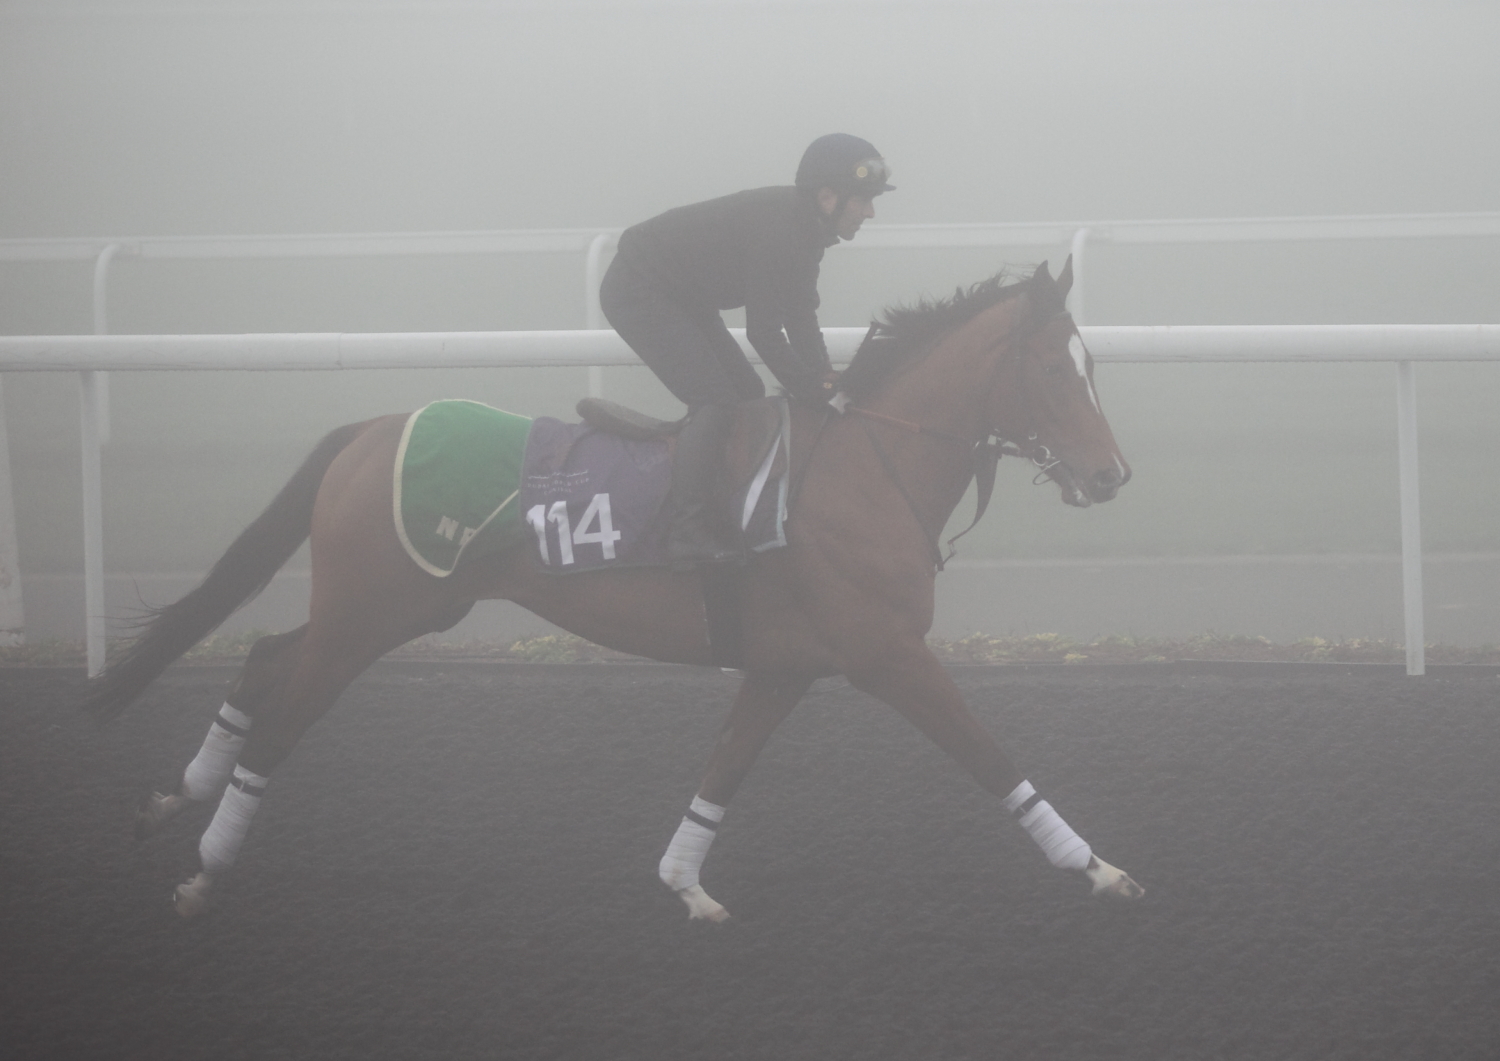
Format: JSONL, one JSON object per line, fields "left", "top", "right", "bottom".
{"left": 844, "top": 404, "right": 1061, "bottom": 474}
{"left": 787, "top": 309, "right": 1083, "bottom": 572}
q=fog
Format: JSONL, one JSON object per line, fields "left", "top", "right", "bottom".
{"left": 2, "top": 0, "right": 1497, "bottom": 643}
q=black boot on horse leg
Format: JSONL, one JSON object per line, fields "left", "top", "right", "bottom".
{"left": 667, "top": 403, "right": 742, "bottom": 568}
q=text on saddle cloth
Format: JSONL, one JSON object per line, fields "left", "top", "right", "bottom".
{"left": 521, "top": 397, "right": 791, "bottom": 573}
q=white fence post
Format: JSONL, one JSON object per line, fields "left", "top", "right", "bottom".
{"left": 91, "top": 244, "right": 118, "bottom": 441}
{"left": 0, "top": 376, "right": 23, "bottom": 646}
{"left": 583, "top": 231, "right": 616, "bottom": 399}
{"left": 76, "top": 243, "right": 121, "bottom": 675}
{"left": 78, "top": 371, "right": 106, "bottom": 676}
{"left": 1396, "top": 360, "right": 1425, "bottom": 676}
{"left": 1069, "top": 228, "right": 1090, "bottom": 324}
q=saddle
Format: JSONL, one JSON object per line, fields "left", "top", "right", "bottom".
{"left": 520, "top": 396, "right": 790, "bottom": 574}
{"left": 576, "top": 397, "right": 686, "bottom": 441}
{"left": 574, "top": 396, "right": 786, "bottom": 501}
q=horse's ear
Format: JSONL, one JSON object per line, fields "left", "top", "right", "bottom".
{"left": 1057, "top": 255, "right": 1074, "bottom": 300}
{"left": 1030, "top": 259, "right": 1068, "bottom": 315}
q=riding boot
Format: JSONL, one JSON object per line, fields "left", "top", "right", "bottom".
{"left": 667, "top": 403, "right": 741, "bottom": 567}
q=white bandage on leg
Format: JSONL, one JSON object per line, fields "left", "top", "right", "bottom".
{"left": 181, "top": 703, "right": 253, "bottom": 801}
{"left": 658, "top": 796, "right": 725, "bottom": 891}
{"left": 199, "top": 764, "right": 268, "bottom": 875}
{"left": 1005, "top": 779, "right": 1093, "bottom": 871}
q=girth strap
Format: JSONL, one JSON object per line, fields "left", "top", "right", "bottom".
{"left": 700, "top": 564, "right": 744, "bottom": 669}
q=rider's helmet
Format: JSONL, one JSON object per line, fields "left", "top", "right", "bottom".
{"left": 795, "top": 134, "right": 895, "bottom": 196}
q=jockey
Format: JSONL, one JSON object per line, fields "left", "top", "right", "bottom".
{"left": 600, "top": 133, "right": 895, "bottom": 565}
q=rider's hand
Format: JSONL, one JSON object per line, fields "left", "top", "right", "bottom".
{"left": 818, "top": 371, "right": 848, "bottom": 414}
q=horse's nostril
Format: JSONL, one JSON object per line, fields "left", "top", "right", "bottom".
{"left": 1093, "top": 468, "right": 1123, "bottom": 490}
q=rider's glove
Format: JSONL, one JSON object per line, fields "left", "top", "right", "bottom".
{"left": 818, "top": 371, "right": 849, "bottom": 414}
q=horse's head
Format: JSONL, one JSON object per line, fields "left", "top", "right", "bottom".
{"left": 843, "top": 262, "right": 1131, "bottom": 509}
{"left": 989, "top": 259, "right": 1131, "bottom": 507}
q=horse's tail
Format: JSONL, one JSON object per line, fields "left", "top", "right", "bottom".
{"left": 81, "top": 421, "right": 370, "bottom": 721}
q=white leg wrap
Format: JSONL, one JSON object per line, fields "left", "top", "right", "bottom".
{"left": 181, "top": 703, "right": 253, "bottom": 801}
{"left": 199, "top": 764, "right": 267, "bottom": 875}
{"left": 1005, "top": 779, "right": 1093, "bottom": 871}
{"left": 658, "top": 796, "right": 725, "bottom": 891}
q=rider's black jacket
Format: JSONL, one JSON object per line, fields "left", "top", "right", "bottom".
{"left": 614, "top": 185, "right": 837, "bottom": 399}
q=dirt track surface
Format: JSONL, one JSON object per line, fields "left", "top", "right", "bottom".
{"left": 4, "top": 663, "right": 1500, "bottom": 1061}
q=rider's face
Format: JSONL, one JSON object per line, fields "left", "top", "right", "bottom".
{"left": 817, "top": 189, "right": 877, "bottom": 240}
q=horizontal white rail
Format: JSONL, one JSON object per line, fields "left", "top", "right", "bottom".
{"left": 3, "top": 324, "right": 1499, "bottom": 371}
{"left": 1083, "top": 324, "right": 1500, "bottom": 363}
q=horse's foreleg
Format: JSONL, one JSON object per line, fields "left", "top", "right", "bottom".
{"left": 660, "top": 672, "right": 812, "bottom": 921}
{"left": 849, "top": 647, "right": 1143, "bottom": 900}
{"left": 135, "top": 628, "right": 306, "bottom": 841}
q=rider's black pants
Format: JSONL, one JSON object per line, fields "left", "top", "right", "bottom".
{"left": 600, "top": 255, "right": 765, "bottom": 409}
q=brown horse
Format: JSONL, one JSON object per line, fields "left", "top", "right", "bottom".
{"left": 91, "top": 259, "right": 1142, "bottom": 919}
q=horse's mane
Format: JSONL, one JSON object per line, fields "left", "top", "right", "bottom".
{"left": 839, "top": 268, "right": 1037, "bottom": 401}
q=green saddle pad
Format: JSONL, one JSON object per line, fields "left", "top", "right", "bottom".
{"left": 393, "top": 399, "right": 534, "bottom": 577}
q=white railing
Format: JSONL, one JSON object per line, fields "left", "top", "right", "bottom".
{"left": 3, "top": 211, "right": 1498, "bottom": 672}
{"left": 3, "top": 324, "right": 1498, "bottom": 679}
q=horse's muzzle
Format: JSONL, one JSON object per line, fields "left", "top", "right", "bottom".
{"left": 1085, "top": 466, "right": 1129, "bottom": 504}
{"left": 1051, "top": 463, "right": 1128, "bottom": 508}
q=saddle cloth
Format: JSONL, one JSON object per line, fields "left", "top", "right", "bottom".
{"left": 393, "top": 400, "right": 534, "bottom": 577}
{"left": 393, "top": 398, "right": 790, "bottom": 577}
{"left": 521, "top": 396, "right": 791, "bottom": 573}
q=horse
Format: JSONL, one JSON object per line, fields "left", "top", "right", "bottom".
{"left": 88, "top": 258, "right": 1143, "bottom": 919}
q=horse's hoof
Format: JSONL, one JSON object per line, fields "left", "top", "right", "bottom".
{"left": 135, "top": 791, "right": 187, "bottom": 841}
{"left": 1086, "top": 856, "right": 1145, "bottom": 900}
{"left": 174, "top": 872, "right": 213, "bottom": 918}
{"left": 678, "top": 884, "right": 730, "bottom": 922}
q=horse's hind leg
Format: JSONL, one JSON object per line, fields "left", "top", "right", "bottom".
{"left": 659, "top": 672, "right": 813, "bottom": 921}
{"left": 171, "top": 624, "right": 392, "bottom": 917}
{"left": 135, "top": 627, "right": 306, "bottom": 841}
{"left": 173, "top": 600, "right": 472, "bottom": 917}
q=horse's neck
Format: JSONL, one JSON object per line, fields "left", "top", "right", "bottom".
{"left": 850, "top": 305, "right": 1021, "bottom": 527}
{"left": 871, "top": 303, "right": 1018, "bottom": 446}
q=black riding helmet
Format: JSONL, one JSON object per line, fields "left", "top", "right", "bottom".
{"left": 795, "top": 133, "right": 895, "bottom": 196}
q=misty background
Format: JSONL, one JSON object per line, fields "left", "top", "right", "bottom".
{"left": 1, "top": 0, "right": 1497, "bottom": 645}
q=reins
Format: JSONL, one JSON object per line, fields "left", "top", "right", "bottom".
{"left": 845, "top": 404, "right": 1059, "bottom": 571}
